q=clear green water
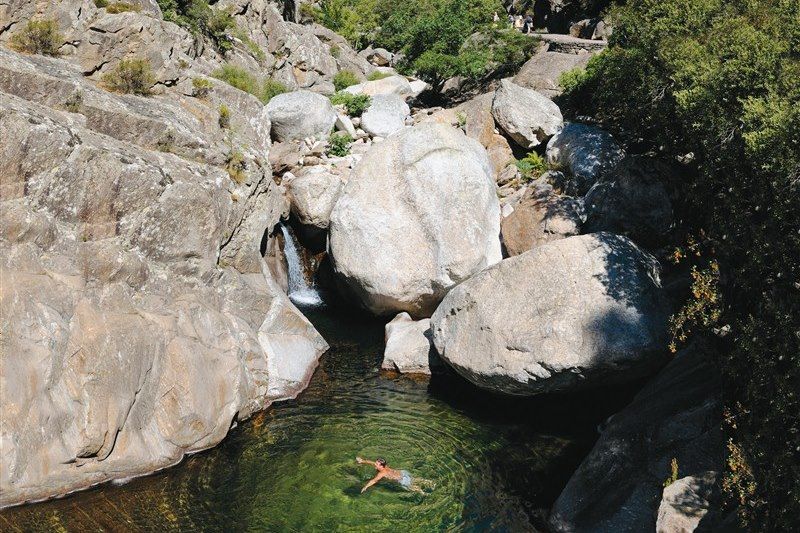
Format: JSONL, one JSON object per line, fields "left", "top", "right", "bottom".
{"left": 1, "top": 307, "right": 639, "bottom": 532}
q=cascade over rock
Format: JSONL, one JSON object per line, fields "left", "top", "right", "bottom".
{"left": 329, "top": 122, "right": 502, "bottom": 317}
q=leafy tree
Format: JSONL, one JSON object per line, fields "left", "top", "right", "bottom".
{"left": 559, "top": 1, "right": 799, "bottom": 528}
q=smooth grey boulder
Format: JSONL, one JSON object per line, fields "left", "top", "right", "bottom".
{"left": 329, "top": 123, "right": 501, "bottom": 317}
{"left": 546, "top": 122, "right": 625, "bottom": 195}
{"left": 343, "top": 75, "right": 414, "bottom": 99}
{"left": 513, "top": 50, "right": 592, "bottom": 98}
{"left": 491, "top": 79, "right": 563, "bottom": 149}
{"left": 657, "top": 472, "right": 719, "bottom": 533}
{"left": 550, "top": 343, "right": 723, "bottom": 532}
{"left": 431, "top": 233, "right": 669, "bottom": 395}
{"left": 266, "top": 90, "right": 337, "bottom": 142}
{"left": 283, "top": 166, "right": 344, "bottom": 229}
{"left": 381, "top": 313, "right": 441, "bottom": 374}
{"left": 584, "top": 155, "right": 674, "bottom": 244}
{"left": 360, "top": 93, "right": 410, "bottom": 138}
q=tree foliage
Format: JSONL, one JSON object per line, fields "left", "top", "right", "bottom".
{"left": 309, "top": 0, "right": 536, "bottom": 90}
{"left": 559, "top": 0, "right": 799, "bottom": 528}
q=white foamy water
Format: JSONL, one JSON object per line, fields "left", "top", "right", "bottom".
{"left": 280, "top": 224, "right": 323, "bottom": 307}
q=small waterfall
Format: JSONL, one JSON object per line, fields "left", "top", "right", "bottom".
{"left": 280, "top": 223, "right": 323, "bottom": 307}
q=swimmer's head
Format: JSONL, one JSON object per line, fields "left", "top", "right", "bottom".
{"left": 375, "top": 458, "right": 387, "bottom": 470}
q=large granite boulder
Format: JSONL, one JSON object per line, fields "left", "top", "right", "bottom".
{"left": 584, "top": 155, "right": 675, "bottom": 244}
{"left": 545, "top": 122, "right": 625, "bottom": 195}
{"left": 550, "top": 343, "right": 723, "bottom": 532}
{"left": 329, "top": 123, "right": 502, "bottom": 317}
{"left": 0, "top": 49, "right": 327, "bottom": 507}
{"left": 266, "top": 90, "right": 337, "bottom": 142}
{"left": 501, "top": 178, "right": 584, "bottom": 256}
{"left": 283, "top": 166, "right": 343, "bottom": 229}
{"left": 381, "top": 313, "right": 440, "bottom": 375}
{"left": 513, "top": 49, "right": 592, "bottom": 98}
{"left": 431, "top": 233, "right": 669, "bottom": 395}
{"left": 343, "top": 75, "right": 414, "bottom": 99}
{"left": 360, "top": 93, "right": 410, "bottom": 138}
{"left": 492, "top": 79, "right": 563, "bottom": 149}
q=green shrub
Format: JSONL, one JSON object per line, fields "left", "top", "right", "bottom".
{"left": 212, "top": 64, "right": 260, "bottom": 96}
{"left": 329, "top": 91, "right": 371, "bottom": 116}
{"left": 192, "top": 77, "right": 213, "bottom": 98}
{"left": 225, "top": 148, "right": 247, "bottom": 184}
{"left": 330, "top": 44, "right": 341, "bottom": 59}
{"left": 218, "top": 104, "right": 231, "bottom": 129}
{"left": 213, "top": 64, "right": 287, "bottom": 104}
{"left": 156, "top": 0, "right": 236, "bottom": 53}
{"left": 260, "top": 79, "right": 289, "bottom": 103}
{"left": 366, "top": 70, "right": 392, "bottom": 81}
{"left": 232, "top": 27, "right": 266, "bottom": 62}
{"left": 559, "top": 0, "right": 800, "bottom": 528}
{"left": 456, "top": 112, "right": 467, "bottom": 129}
{"left": 515, "top": 152, "right": 547, "bottom": 182}
{"left": 102, "top": 58, "right": 155, "bottom": 95}
{"left": 94, "top": 0, "right": 109, "bottom": 7}
{"left": 64, "top": 91, "right": 83, "bottom": 113}
{"left": 105, "top": 2, "right": 141, "bottom": 13}
{"left": 333, "top": 70, "right": 360, "bottom": 91}
{"left": 327, "top": 132, "right": 353, "bottom": 157}
{"left": 10, "top": 19, "right": 63, "bottom": 56}
{"left": 558, "top": 66, "right": 588, "bottom": 93}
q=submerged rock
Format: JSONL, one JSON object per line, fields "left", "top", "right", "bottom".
{"left": 329, "top": 122, "right": 501, "bottom": 317}
{"left": 550, "top": 344, "right": 723, "bottom": 532}
{"left": 382, "top": 313, "right": 441, "bottom": 375}
{"left": 266, "top": 90, "right": 337, "bottom": 142}
{"left": 491, "top": 79, "right": 563, "bottom": 149}
{"left": 431, "top": 233, "right": 669, "bottom": 395}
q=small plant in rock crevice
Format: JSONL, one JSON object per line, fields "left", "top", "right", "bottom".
{"left": 515, "top": 151, "right": 548, "bottom": 183}
{"left": 192, "top": 77, "right": 213, "bottom": 98}
{"left": 663, "top": 457, "right": 679, "bottom": 488}
{"left": 102, "top": 58, "right": 155, "bottom": 95}
{"left": 327, "top": 133, "right": 353, "bottom": 157}
{"left": 64, "top": 91, "right": 83, "bottom": 113}
{"left": 366, "top": 70, "right": 392, "bottom": 81}
{"left": 226, "top": 148, "right": 247, "bottom": 184}
{"left": 218, "top": 104, "right": 231, "bottom": 129}
{"left": 10, "top": 19, "right": 63, "bottom": 56}
{"left": 329, "top": 92, "right": 371, "bottom": 117}
{"left": 333, "top": 70, "right": 360, "bottom": 92}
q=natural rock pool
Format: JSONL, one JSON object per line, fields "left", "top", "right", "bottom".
{"left": 1, "top": 306, "right": 640, "bottom": 532}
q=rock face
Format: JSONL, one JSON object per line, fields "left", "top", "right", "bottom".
{"left": 431, "top": 233, "right": 669, "bottom": 395}
{"left": 266, "top": 90, "right": 337, "bottom": 142}
{"left": 0, "top": 45, "right": 328, "bottom": 506}
{"left": 360, "top": 93, "right": 410, "bottom": 138}
{"left": 546, "top": 122, "right": 625, "bottom": 195}
{"left": 329, "top": 123, "right": 502, "bottom": 317}
{"left": 513, "top": 49, "right": 592, "bottom": 98}
{"left": 381, "top": 313, "right": 440, "bottom": 374}
{"left": 584, "top": 155, "right": 674, "bottom": 244}
{"left": 283, "top": 166, "right": 344, "bottom": 229}
{"left": 492, "top": 79, "right": 563, "bottom": 149}
{"left": 656, "top": 472, "right": 719, "bottom": 533}
{"left": 550, "top": 344, "right": 723, "bottom": 532}
{"left": 501, "top": 178, "right": 584, "bottom": 256}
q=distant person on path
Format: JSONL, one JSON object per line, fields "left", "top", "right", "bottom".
{"left": 514, "top": 15, "right": 524, "bottom": 31}
{"left": 523, "top": 14, "right": 533, "bottom": 33}
{"left": 355, "top": 457, "right": 433, "bottom": 494}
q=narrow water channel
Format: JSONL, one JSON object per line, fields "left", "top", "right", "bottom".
{"left": 1, "top": 305, "right": 641, "bottom": 532}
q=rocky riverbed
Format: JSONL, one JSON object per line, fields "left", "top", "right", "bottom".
{"left": 1, "top": 1, "right": 725, "bottom": 530}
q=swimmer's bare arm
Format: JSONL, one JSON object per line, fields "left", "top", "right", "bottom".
{"left": 355, "top": 456, "right": 373, "bottom": 465}
{"left": 361, "top": 472, "right": 385, "bottom": 493}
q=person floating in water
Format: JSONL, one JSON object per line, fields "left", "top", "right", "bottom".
{"left": 355, "top": 457, "right": 433, "bottom": 494}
